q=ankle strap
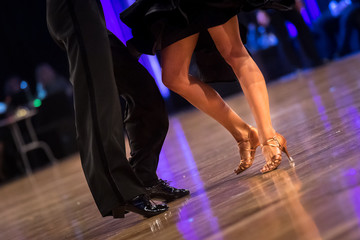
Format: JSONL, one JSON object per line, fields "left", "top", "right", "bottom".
{"left": 261, "top": 136, "right": 279, "bottom": 148}
{"left": 237, "top": 138, "right": 250, "bottom": 145}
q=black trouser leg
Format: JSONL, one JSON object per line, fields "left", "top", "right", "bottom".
{"left": 46, "top": 0, "right": 144, "bottom": 216}
{"left": 108, "top": 33, "right": 169, "bottom": 187}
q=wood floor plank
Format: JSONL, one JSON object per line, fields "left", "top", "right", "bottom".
{"left": 1, "top": 54, "right": 360, "bottom": 240}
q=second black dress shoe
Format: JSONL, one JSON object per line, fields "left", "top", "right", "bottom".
{"left": 112, "top": 194, "right": 168, "bottom": 218}
{"left": 146, "top": 179, "right": 190, "bottom": 202}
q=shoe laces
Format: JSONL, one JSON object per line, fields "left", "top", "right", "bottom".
{"left": 159, "top": 179, "right": 171, "bottom": 187}
{"left": 159, "top": 179, "right": 176, "bottom": 191}
{"left": 143, "top": 194, "right": 158, "bottom": 207}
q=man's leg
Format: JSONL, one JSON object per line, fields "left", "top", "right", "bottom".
{"left": 46, "top": 0, "right": 146, "bottom": 216}
{"left": 108, "top": 33, "right": 189, "bottom": 201}
{"left": 108, "top": 33, "right": 168, "bottom": 187}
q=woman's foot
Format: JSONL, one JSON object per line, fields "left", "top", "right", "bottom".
{"left": 234, "top": 126, "right": 260, "bottom": 174}
{"left": 260, "top": 133, "right": 294, "bottom": 174}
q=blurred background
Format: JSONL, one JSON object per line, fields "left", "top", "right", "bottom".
{"left": 0, "top": 0, "right": 359, "bottom": 183}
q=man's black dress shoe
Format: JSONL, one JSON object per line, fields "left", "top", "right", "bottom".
{"left": 146, "top": 179, "right": 190, "bottom": 202}
{"left": 112, "top": 194, "right": 168, "bottom": 218}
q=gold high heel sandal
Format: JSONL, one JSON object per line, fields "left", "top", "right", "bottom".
{"left": 260, "top": 133, "right": 295, "bottom": 174}
{"left": 234, "top": 126, "right": 260, "bottom": 174}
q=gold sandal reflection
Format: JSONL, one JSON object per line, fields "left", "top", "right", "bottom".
{"left": 247, "top": 169, "right": 322, "bottom": 240}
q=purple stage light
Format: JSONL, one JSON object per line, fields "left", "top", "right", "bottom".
{"left": 100, "top": 0, "right": 170, "bottom": 98}
{"left": 303, "top": 0, "right": 321, "bottom": 20}
{"left": 286, "top": 21, "right": 298, "bottom": 38}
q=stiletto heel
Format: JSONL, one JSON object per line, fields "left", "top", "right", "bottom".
{"left": 282, "top": 143, "right": 295, "bottom": 167}
{"left": 260, "top": 133, "right": 294, "bottom": 173}
{"left": 234, "top": 126, "right": 260, "bottom": 174}
{"left": 275, "top": 133, "right": 295, "bottom": 168}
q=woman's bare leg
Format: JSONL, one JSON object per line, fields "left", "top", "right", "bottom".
{"left": 161, "top": 34, "right": 251, "bottom": 142}
{"left": 207, "top": 16, "right": 276, "bottom": 144}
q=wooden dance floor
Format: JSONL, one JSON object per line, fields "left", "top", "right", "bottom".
{"left": 1, "top": 54, "right": 360, "bottom": 240}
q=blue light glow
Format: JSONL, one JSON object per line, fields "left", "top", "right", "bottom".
{"left": 350, "top": 187, "right": 360, "bottom": 227}
{"left": 330, "top": 84, "right": 360, "bottom": 131}
{"left": 157, "top": 151, "right": 176, "bottom": 184}
{"left": 330, "top": 83, "right": 360, "bottom": 226}
{"left": 36, "top": 83, "right": 47, "bottom": 100}
{"left": 20, "top": 81, "right": 28, "bottom": 89}
{"left": 300, "top": 8, "right": 311, "bottom": 25}
{"left": 146, "top": 55, "right": 170, "bottom": 98}
{"left": 126, "top": 0, "right": 135, "bottom": 5}
{"left": 342, "top": 168, "right": 360, "bottom": 227}
{"left": 0, "top": 102, "right": 7, "bottom": 114}
{"left": 308, "top": 81, "right": 333, "bottom": 131}
{"left": 171, "top": 119, "right": 222, "bottom": 240}
{"left": 285, "top": 21, "right": 298, "bottom": 38}
{"left": 346, "top": 106, "right": 360, "bottom": 130}
{"left": 345, "top": 168, "right": 357, "bottom": 176}
{"left": 303, "top": 0, "right": 321, "bottom": 20}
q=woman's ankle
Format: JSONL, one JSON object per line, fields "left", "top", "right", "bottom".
{"left": 259, "top": 128, "right": 276, "bottom": 144}
{"left": 233, "top": 124, "right": 252, "bottom": 142}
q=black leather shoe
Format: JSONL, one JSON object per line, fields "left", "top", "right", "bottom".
{"left": 112, "top": 194, "right": 168, "bottom": 218}
{"left": 146, "top": 179, "right": 190, "bottom": 202}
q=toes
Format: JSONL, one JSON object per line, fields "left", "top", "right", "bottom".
{"left": 261, "top": 164, "right": 279, "bottom": 174}
{"left": 234, "top": 162, "right": 250, "bottom": 175}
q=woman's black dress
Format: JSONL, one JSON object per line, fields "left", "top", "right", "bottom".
{"left": 120, "top": 0, "right": 295, "bottom": 82}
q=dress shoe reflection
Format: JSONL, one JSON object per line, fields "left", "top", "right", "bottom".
{"left": 148, "top": 198, "right": 196, "bottom": 237}
{"left": 112, "top": 195, "right": 168, "bottom": 218}
{"left": 149, "top": 196, "right": 194, "bottom": 230}
{"left": 261, "top": 169, "right": 322, "bottom": 239}
{"left": 148, "top": 211, "right": 173, "bottom": 233}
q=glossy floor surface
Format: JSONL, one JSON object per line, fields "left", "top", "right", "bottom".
{"left": 1, "top": 54, "right": 360, "bottom": 240}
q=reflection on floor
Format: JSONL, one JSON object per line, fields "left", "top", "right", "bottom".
{"left": 1, "top": 54, "right": 360, "bottom": 240}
